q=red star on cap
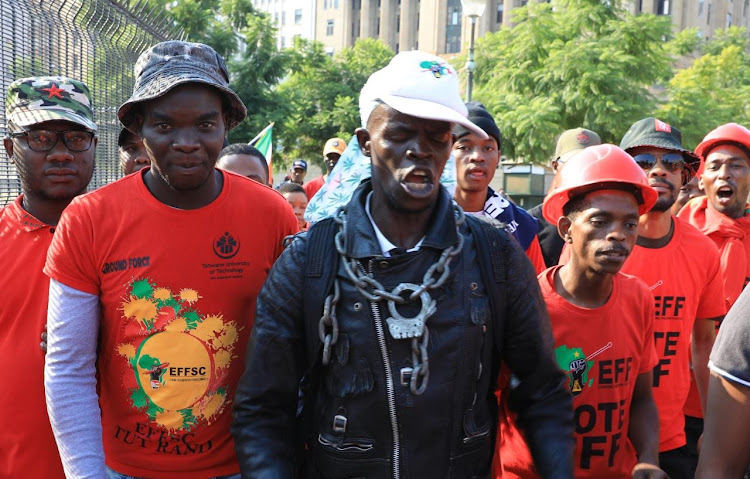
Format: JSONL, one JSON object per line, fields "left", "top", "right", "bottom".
{"left": 41, "top": 84, "right": 65, "bottom": 100}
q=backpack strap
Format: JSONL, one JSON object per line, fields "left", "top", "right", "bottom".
{"left": 302, "top": 217, "right": 340, "bottom": 364}
{"left": 465, "top": 214, "right": 508, "bottom": 291}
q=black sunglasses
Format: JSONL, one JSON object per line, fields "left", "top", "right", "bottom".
{"left": 632, "top": 152, "right": 685, "bottom": 174}
{"left": 10, "top": 129, "right": 95, "bottom": 152}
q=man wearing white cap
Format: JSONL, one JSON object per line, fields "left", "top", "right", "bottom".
{"left": 231, "top": 51, "right": 573, "bottom": 478}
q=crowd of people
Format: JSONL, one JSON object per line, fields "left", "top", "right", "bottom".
{"left": 2, "top": 38, "right": 750, "bottom": 479}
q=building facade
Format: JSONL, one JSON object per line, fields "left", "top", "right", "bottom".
{"left": 252, "top": 0, "right": 317, "bottom": 49}
{"left": 312, "top": 0, "right": 750, "bottom": 56}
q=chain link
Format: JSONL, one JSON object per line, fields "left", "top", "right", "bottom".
{"left": 317, "top": 203, "right": 465, "bottom": 393}
{"left": 410, "top": 327, "right": 430, "bottom": 395}
{"left": 318, "top": 279, "right": 340, "bottom": 365}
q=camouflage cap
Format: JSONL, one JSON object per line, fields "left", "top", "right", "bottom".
{"left": 118, "top": 41, "right": 247, "bottom": 133}
{"left": 5, "top": 76, "right": 97, "bottom": 131}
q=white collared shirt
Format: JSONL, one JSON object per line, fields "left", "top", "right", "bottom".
{"left": 365, "top": 192, "right": 424, "bottom": 257}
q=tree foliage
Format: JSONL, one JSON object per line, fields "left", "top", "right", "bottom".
{"left": 276, "top": 38, "right": 394, "bottom": 166}
{"left": 474, "top": 0, "right": 672, "bottom": 163}
{"left": 658, "top": 27, "right": 750, "bottom": 148}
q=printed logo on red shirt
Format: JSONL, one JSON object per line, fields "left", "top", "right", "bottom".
{"left": 555, "top": 342, "right": 613, "bottom": 396}
{"left": 213, "top": 232, "right": 240, "bottom": 260}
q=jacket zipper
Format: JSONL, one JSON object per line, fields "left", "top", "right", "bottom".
{"left": 364, "top": 261, "right": 401, "bottom": 479}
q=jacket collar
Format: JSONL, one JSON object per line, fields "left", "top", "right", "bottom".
{"left": 344, "top": 180, "right": 459, "bottom": 259}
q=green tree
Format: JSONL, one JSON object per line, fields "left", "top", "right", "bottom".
{"left": 658, "top": 27, "right": 750, "bottom": 148}
{"left": 474, "top": 0, "right": 672, "bottom": 163}
{"left": 277, "top": 38, "right": 394, "bottom": 166}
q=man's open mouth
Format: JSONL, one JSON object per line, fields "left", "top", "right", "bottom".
{"left": 402, "top": 170, "right": 434, "bottom": 196}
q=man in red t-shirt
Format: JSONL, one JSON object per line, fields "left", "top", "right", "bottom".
{"left": 676, "top": 122, "right": 750, "bottom": 460}
{"left": 0, "top": 76, "right": 97, "bottom": 478}
{"left": 43, "top": 42, "right": 297, "bottom": 479}
{"left": 617, "top": 118, "right": 726, "bottom": 478}
{"left": 497, "top": 145, "right": 666, "bottom": 479}
{"left": 304, "top": 137, "right": 346, "bottom": 199}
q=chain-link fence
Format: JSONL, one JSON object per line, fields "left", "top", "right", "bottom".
{"left": 0, "top": 0, "right": 185, "bottom": 206}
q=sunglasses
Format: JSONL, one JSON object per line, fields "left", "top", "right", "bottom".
{"left": 633, "top": 152, "right": 685, "bottom": 174}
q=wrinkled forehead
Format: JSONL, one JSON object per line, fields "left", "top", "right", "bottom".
{"left": 582, "top": 188, "right": 641, "bottom": 210}
{"left": 705, "top": 143, "right": 750, "bottom": 163}
{"left": 368, "top": 103, "right": 453, "bottom": 134}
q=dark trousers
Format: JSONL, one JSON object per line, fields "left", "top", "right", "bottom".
{"left": 660, "top": 445, "right": 696, "bottom": 479}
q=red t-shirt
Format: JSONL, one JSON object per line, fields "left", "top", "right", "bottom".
{"left": 44, "top": 170, "right": 297, "bottom": 478}
{"left": 678, "top": 197, "right": 750, "bottom": 417}
{"left": 304, "top": 175, "right": 326, "bottom": 200}
{"left": 0, "top": 196, "right": 65, "bottom": 478}
{"left": 620, "top": 217, "right": 725, "bottom": 451}
{"left": 497, "top": 266, "right": 658, "bottom": 479}
{"left": 525, "top": 236, "right": 546, "bottom": 274}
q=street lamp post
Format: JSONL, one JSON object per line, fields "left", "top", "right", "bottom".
{"left": 460, "top": 0, "right": 486, "bottom": 102}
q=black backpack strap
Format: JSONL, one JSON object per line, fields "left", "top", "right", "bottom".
{"left": 465, "top": 214, "right": 508, "bottom": 291}
{"left": 302, "top": 217, "right": 340, "bottom": 363}
{"left": 306, "top": 218, "right": 337, "bottom": 279}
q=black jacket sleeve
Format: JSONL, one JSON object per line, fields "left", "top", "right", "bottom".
{"left": 499, "top": 238, "right": 575, "bottom": 479}
{"left": 231, "top": 234, "right": 308, "bottom": 478}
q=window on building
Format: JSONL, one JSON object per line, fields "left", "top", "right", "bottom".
{"left": 698, "top": 0, "right": 704, "bottom": 14}
{"left": 727, "top": 12, "right": 732, "bottom": 25}
{"left": 274, "top": 12, "right": 279, "bottom": 23}
{"left": 353, "top": 0, "right": 362, "bottom": 9}
{"left": 334, "top": 0, "right": 339, "bottom": 8}
{"left": 656, "top": 0, "right": 670, "bottom": 14}
{"left": 282, "top": 11, "right": 286, "bottom": 24}
{"left": 377, "top": 17, "right": 380, "bottom": 34}
{"left": 324, "top": 0, "right": 327, "bottom": 9}
{"left": 497, "top": 3, "right": 504, "bottom": 23}
{"left": 446, "top": 34, "right": 461, "bottom": 53}
{"left": 707, "top": 3, "right": 711, "bottom": 23}
{"left": 446, "top": 0, "right": 462, "bottom": 53}
{"left": 397, "top": 13, "right": 401, "bottom": 32}
{"left": 295, "top": 9, "right": 302, "bottom": 24}
{"left": 327, "top": 19, "right": 335, "bottom": 35}
{"left": 281, "top": 36, "right": 286, "bottom": 48}
{"left": 521, "top": 0, "right": 528, "bottom": 6}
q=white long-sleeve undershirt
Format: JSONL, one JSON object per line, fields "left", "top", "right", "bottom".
{"left": 44, "top": 279, "right": 105, "bottom": 478}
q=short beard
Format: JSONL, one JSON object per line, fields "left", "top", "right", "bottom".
{"left": 650, "top": 179, "right": 676, "bottom": 212}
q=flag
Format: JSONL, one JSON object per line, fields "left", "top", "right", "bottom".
{"left": 249, "top": 122, "right": 274, "bottom": 185}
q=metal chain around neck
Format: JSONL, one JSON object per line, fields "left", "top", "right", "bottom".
{"left": 318, "top": 201, "right": 465, "bottom": 395}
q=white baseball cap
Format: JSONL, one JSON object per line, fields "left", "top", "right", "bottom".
{"left": 359, "top": 51, "right": 488, "bottom": 140}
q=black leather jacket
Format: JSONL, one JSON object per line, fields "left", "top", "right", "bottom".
{"left": 232, "top": 182, "right": 573, "bottom": 479}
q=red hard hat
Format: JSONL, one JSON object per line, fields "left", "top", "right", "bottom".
{"left": 543, "top": 144, "right": 658, "bottom": 223}
{"left": 695, "top": 123, "right": 750, "bottom": 175}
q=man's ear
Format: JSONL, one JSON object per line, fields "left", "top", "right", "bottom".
{"left": 698, "top": 175, "right": 705, "bottom": 192}
{"left": 355, "top": 128, "right": 371, "bottom": 157}
{"left": 557, "top": 215, "right": 573, "bottom": 243}
{"left": 3, "top": 137, "right": 14, "bottom": 163}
